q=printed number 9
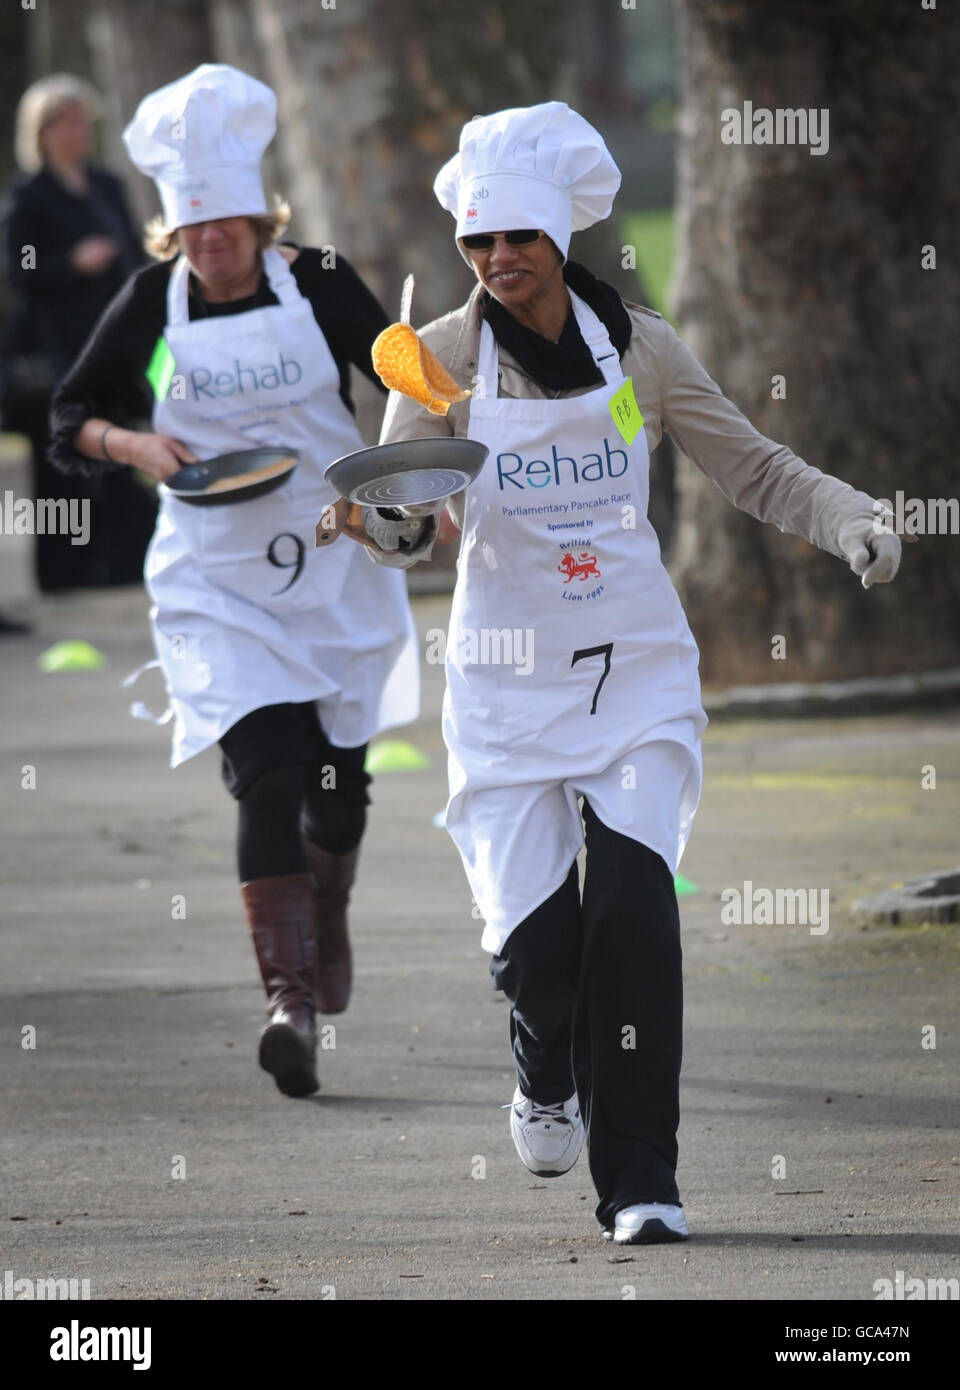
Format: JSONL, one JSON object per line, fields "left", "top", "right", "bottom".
{"left": 267, "top": 532, "right": 305, "bottom": 593}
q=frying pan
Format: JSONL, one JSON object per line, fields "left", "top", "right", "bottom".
{"left": 165, "top": 446, "right": 299, "bottom": 506}
{"left": 324, "top": 437, "right": 488, "bottom": 508}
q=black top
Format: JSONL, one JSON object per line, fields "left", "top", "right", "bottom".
{"left": 482, "top": 260, "right": 634, "bottom": 392}
{"left": 48, "top": 244, "right": 389, "bottom": 477}
{"left": 1, "top": 165, "right": 143, "bottom": 379}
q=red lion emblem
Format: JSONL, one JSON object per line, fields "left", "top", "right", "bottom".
{"left": 558, "top": 550, "right": 600, "bottom": 583}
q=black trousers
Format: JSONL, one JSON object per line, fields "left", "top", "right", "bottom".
{"left": 490, "top": 798, "right": 683, "bottom": 1228}
{"left": 218, "top": 703, "right": 371, "bottom": 882}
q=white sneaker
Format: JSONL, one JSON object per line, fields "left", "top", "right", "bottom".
{"left": 507, "top": 1086, "right": 583, "bottom": 1177}
{"left": 602, "top": 1203, "right": 689, "bottom": 1244}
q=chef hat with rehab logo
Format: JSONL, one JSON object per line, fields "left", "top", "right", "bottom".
{"left": 122, "top": 64, "right": 276, "bottom": 229}
{"left": 434, "top": 101, "right": 621, "bottom": 264}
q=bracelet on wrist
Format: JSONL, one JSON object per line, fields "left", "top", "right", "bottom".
{"left": 101, "top": 424, "right": 117, "bottom": 462}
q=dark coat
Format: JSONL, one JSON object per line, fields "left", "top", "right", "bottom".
{"left": 0, "top": 165, "right": 142, "bottom": 399}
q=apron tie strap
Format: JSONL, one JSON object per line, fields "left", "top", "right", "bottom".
{"left": 122, "top": 659, "right": 174, "bottom": 726}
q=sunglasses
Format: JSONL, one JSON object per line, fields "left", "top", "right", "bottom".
{"left": 459, "top": 229, "right": 544, "bottom": 251}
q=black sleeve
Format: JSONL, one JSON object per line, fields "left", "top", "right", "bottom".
{"left": 2, "top": 179, "right": 76, "bottom": 297}
{"left": 290, "top": 248, "right": 390, "bottom": 400}
{"left": 48, "top": 263, "right": 168, "bottom": 477}
{"left": 96, "top": 169, "right": 147, "bottom": 274}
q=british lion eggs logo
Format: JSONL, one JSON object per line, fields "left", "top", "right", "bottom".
{"left": 465, "top": 206, "right": 478, "bottom": 222}
{"left": 557, "top": 542, "right": 604, "bottom": 602}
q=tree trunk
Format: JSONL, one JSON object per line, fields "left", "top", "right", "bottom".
{"left": 245, "top": 0, "right": 586, "bottom": 505}
{"left": 672, "top": 0, "right": 960, "bottom": 684}
{"left": 247, "top": 0, "right": 587, "bottom": 323}
{"left": 207, "top": 0, "right": 284, "bottom": 202}
{"left": 85, "top": 0, "right": 214, "bottom": 229}
{"left": 0, "top": 5, "right": 29, "bottom": 200}
{"left": 24, "top": 0, "right": 93, "bottom": 84}
{"left": 564, "top": 0, "right": 676, "bottom": 555}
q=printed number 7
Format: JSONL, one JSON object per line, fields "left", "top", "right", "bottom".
{"left": 571, "top": 641, "right": 613, "bottom": 715}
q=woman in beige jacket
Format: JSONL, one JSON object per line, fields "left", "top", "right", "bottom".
{"left": 356, "top": 103, "right": 899, "bottom": 1246}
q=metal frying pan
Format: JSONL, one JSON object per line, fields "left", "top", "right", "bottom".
{"left": 165, "top": 446, "right": 299, "bottom": 506}
{"left": 324, "top": 437, "right": 488, "bottom": 508}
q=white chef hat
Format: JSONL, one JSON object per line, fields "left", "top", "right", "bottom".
{"left": 434, "top": 101, "right": 621, "bottom": 263}
{"left": 123, "top": 64, "right": 276, "bottom": 229}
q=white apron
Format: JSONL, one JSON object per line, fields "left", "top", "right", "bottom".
{"left": 443, "top": 291, "right": 708, "bottom": 953}
{"left": 143, "top": 247, "right": 418, "bottom": 766}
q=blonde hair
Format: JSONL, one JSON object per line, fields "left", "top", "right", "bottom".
{"left": 144, "top": 196, "right": 293, "bottom": 261}
{"left": 15, "top": 73, "right": 101, "bottom": 172}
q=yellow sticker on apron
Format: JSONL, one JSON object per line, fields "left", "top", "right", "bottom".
{"left": 609, "top": 376, "right": 643, "bottom": 444}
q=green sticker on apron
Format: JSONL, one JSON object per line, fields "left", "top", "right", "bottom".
{"left": 146, "top": 336, "right": 176, "bottom": 402}
{"left": 609, "top": 376, "right": 643, "bottom": 444}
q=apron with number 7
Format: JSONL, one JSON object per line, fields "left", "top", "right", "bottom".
{"left": 443, "top": 290, "right": 708, "bottom": 953}
{"left": 144, "top": 247, "right": 418, "bottom": 766}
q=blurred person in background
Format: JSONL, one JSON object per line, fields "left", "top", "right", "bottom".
{"left": 0, "top": 73, "right": 152, "bottom": 592}
{"left": 49, "top": 65, "right": 419, "bottom": 1101}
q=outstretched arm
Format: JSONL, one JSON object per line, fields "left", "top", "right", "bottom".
{"left": 657, "top": 319, "right": 900, "bottom": 587}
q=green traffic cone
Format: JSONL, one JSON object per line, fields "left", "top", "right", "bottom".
{"left": 365, "top": 739, "right": 431, "bottom": 774}
{"left": 38, "top": 640, "right": 107, "bottom": 673}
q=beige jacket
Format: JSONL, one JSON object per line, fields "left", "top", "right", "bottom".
{"left": 368, "top": 282, "right": 881, "bottom": 567}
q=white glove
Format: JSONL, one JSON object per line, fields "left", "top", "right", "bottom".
{"left": 397, "top": 499, "right": 446, "bottom": 519}
{"left": 362, "top": 507, "right": 437, "bottom": 554}
{"left": 837, "top": 517, "right": 901, "bottom": 589}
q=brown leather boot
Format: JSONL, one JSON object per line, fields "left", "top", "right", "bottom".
{"left": 242, "top": 874, "right": 319, "bottom": 1097}
{"left": 301, "top": 840, "right": 358, "bottom": 1014}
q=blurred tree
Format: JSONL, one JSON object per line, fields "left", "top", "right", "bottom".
{"left": 24, "top": 0, "right": 91, "bottom": 82}
{"left": 241, "top": 0, "right": 574, "bottom": 450}
{"left": 0, "top": 6, "right": 28, "bottom": 320}
{"left": 207, "top": 0, "right": 284, "bottom": 200}
{"left": 246, "top": 0, "right": 567, "bottom": 320}
{"left": 565, "top": 0, "right": 677, "bottom": 554}
{"left": 86, "top": 0, "right": 214, "bottom": 227}
{"left": 241, "top": 0, "right": 674, "bottom": 554}
{"left": 247, "top": 0, "right": 673, "bottom": 545}
{"left": 672, "top": 0, "right": 959, "bottom": 682}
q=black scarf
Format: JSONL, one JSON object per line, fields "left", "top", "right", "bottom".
{"left": 481, "top": 260, "right": 632, "bottom": 391}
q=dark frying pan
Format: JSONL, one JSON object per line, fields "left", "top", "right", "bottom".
{"left": 165, "top": 446, "right": 299, "bottom": 506}
{"left": 324, "top": 437, "right": 488, "bottom": 507}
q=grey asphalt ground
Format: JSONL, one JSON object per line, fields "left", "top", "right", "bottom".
{"left": 2, "top": 586, "right": 959, "bottom": 1301}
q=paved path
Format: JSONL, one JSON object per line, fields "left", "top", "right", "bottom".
{"left": 2, "top": 588, "right": 958, "bottom": 1299}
